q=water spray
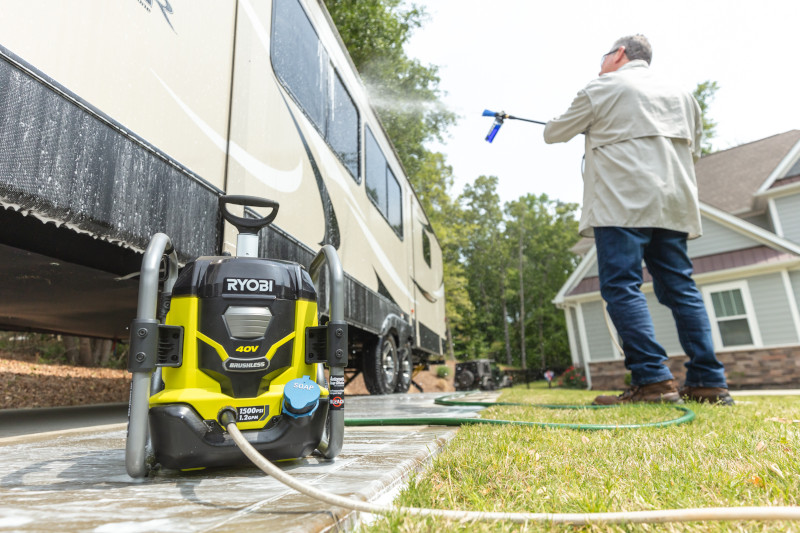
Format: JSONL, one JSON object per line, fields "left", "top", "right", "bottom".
{"left": 482, "top": 109, "right": 547, "bottom": 143}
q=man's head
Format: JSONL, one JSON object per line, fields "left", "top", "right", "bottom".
{"left": 599, "top": 34, "right": 652, "bottom": 76}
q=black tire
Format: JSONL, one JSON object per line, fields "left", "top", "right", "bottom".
{"left": 362, "top": 335, "right": 399, "bottom": 395}
{"left": 455, "top": 369, "right": 474, "bottom": 390}
{"left": 394, "top": 344, "right": 412, "bottom": 393}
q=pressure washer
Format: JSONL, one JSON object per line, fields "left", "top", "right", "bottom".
{"left": 125, "top": 195, "right": 347, "bottom": 477}
{"left": 120, "top": 196, "right": 799, "bottom": 527}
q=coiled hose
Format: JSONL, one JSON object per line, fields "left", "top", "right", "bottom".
{"left": 218, "top": 395, "right": 800, "bottom": 525}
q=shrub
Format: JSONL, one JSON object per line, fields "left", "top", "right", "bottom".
{"left": 436, "top": 366, "right": 450, "bottom": 379}
{"left": 558, "top": 366, "right": 587, "bottom": 389}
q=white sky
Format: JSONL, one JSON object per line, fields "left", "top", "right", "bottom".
{"left": 403, "top": 0, "right": 800, "bottom": 209}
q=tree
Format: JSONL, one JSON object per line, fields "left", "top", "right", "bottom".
{"left": 457, "top": 176, "right": 511, "bottom": 362}
{"left": 693, "top": 80, "right": 719, "bottom": 156}
{"left": 504, "top": 195, "right": 580, "bottom": 371}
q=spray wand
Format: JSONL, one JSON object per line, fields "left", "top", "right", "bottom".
{"left": 482, "top": 109, "right": 547, "bottom": 143}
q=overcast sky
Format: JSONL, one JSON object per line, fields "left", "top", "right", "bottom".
{"left": 403, "top": 0, "right": 800, "bottom": 209}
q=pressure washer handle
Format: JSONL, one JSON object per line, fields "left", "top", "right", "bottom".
{"left": 219, "top": 195, "right": 280, "bottom": 235}
{"left": 126, "top": 233, "right": 178, "bottom": 479}
{"left": 309, "top": 245, "right": 346, "bottom": 459}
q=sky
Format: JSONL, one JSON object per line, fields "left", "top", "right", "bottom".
{"left": 403, "top": 0, "right": 800, "bottom": 209}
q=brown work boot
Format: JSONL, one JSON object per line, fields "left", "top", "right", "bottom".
{"left": 593, "top": 379, "right": 683, "bottom": 405}
{"left": 680, "top": 386, "right": 735, "bottom": 406}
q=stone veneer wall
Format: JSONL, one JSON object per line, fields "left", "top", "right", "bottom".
{"left": 588, "top": 346, "right": 800, "bottom": 390}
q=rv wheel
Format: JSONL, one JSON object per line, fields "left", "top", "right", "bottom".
{"left": 394, "top": 344, "right": 412, "bottom": 393}
{"left": 363, "top": 335, "right": 399, "bottom": 395}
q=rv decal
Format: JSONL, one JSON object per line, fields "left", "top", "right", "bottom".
{"left": 281, "top": 94, "right": 341, "bottom": 250}
{"left": 136, "top": 0, "right": 176, "bottom": 32}
{"left": 153, "top": 72, "right": 305, "bottom": 193}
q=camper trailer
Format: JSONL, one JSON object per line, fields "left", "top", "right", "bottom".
{"left": 0, "top": 0, "right": 446, "bottom": 394}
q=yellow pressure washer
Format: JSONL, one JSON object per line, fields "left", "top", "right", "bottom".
{"left": 125, "top": 195, "right": 347, "bottom": 477}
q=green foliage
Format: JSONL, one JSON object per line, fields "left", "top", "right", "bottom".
{"left": 558, "top": 365, "right": 586, "bottom": 388}
{"left": 435, "top": 365, "right": 450, "bottom": 379}
{"left": 503, "top": 193, "right": 580, "bottom": 370}
{"left": 693, "top": 80, "right": 720, "bottom": 156}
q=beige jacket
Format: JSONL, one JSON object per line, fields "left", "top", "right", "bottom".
{"left": 544, "top": 60, "right": 703, "bottom": 238}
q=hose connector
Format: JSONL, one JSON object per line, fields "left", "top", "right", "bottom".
{"left": 218, "top": 407, "right": 238, "bottom": 429}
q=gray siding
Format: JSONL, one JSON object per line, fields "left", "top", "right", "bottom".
{"left": 646, "top": 292, "right": 683, "bottom": 354}
{"left": 582, "top": 300, "right": 616, "bottom": 361}
{"left": 790, "top": 270, "right": 800, "bottom": 318}
{"left": 585, "top": 260, "right": 599, "bottom": 278}
{"left": 688, "top": 218, "right": 759, "bottom": 258}
{"left": 568, "top": 307, "right": 585, "bottom": 365}
{"left": 742, "top": 213, "right": 773, "bottom": 232}
{"left": 774, "top": 194, "right": 800, "bottom": 245}
{"left": 748, "top": 273, "right": 799, "bottom": 345}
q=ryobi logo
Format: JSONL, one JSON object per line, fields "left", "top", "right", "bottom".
{"left": 224, "top": 278, "right": 275, "bottom": 294}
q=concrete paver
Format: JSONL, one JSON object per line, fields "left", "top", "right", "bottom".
{"left": 0, "top": 392, "right": 492, "bottom": 532}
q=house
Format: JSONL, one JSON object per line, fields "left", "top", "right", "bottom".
{"left": 553, "top": 131, "right": 800, "bottom": 390}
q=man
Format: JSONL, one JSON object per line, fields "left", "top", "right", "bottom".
{"left": 544, "top": 35, "right": 733, "bottom": 405}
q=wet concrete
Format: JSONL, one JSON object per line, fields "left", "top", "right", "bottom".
{"left": 0, "top": 392, "right": 495, "bottom": 532}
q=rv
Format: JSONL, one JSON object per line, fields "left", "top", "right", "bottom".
{"left": 0, "top": 0, "right": 446, "bottom": 394}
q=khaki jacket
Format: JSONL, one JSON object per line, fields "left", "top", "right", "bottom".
{"left": 544, "top": 60, "right": 703, "bottom": 238}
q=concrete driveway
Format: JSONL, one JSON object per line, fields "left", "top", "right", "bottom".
{"left": 0, "top": 392, "right": 495, "bottom": 532}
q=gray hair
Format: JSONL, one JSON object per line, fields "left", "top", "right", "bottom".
{"left": 611, "top": 35, "right": 652, "bottom": 64}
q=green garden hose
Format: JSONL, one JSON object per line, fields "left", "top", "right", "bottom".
{"left": 344, "top": 391, "right": 696, "bottom": 430}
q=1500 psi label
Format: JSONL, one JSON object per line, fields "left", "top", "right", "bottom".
{"left": 237, "top": 405, "right": 268, "bottom": 422}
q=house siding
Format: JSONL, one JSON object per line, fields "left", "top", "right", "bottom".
{"left": 748, "top": 273, "right": 799, "bottom": 345}
{"left": 569, "top": 307, "right": 585, "bottom": 366}
{"left": 774, "top": 194, "right": 800, "bottom": 244}
{"left": 688, "top": 218, "right": 759, "bottom": 257}
{"left": 582, "top": 300, "right": 616, "bottom": 361}
{"left": 646, "top": 292, "right": 682, "bottom": 354}
{"left": 742, "top": 213, "right": 773, "bottom": 232}
{"left": 789, "top": 270, "right": 800, "bottom": 315}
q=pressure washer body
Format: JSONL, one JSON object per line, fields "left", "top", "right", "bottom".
{"left": 125, "top": 196, "right": 347, "bottom": 477}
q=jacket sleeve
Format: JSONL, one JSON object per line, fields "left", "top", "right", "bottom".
{"left": 691, "top": 96, "right": 703, "bottom": 163}
{"left": 543, "top": 89, "right": 593, "bottom": 144}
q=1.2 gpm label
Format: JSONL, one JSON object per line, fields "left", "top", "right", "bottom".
{"left": 236, "top": 405, "right": 268, "bottom": 422}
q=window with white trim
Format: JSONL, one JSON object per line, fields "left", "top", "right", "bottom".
{"left": 703, "top": 282, "right": 760, "bottom": 348}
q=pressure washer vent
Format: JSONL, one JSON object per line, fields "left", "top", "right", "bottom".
{"left": 223, "top": 306, "right": 272, "bottom": 339}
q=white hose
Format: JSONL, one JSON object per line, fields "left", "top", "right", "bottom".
{"left": 225, "top": 421, "right": 800, "bottom": 525}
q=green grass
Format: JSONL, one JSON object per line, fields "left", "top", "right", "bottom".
{"left": 359, "top": 384, "right": 800, "bottom": 532}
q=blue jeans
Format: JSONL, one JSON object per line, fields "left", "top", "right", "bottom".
{"left": 594, "top": 227, "right": 727, "bottom": 388}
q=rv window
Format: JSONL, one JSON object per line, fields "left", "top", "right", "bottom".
{"left": 422, "top": 229, "right": 431, "bottom": 267}
{"left": 328, "top": 70, "right": 360, "bottom": 181}
{"left": 387, "top": 168, "right": 403, "bottom": 236}
{"left": 271, "top": 0, "right": 328, "bottom": 132}
{"left": 365, "top": 128, "right": 386, "bottom": 211}
{"left": 365, "top": 127, "right": 403, "bottom": 238}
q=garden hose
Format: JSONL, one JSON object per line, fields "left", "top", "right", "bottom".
{"left": 344, "top": 391, "right": 696, "bottom": 430}
{"left": 220, "top": 398, "right": 800, "bottom": 526}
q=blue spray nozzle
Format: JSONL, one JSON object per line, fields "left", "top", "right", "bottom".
{"left": 485, "top": 119, "right": 503, "bottom": 143}
{"left": 482, "top": 109, "right": 498, "bottom": 117}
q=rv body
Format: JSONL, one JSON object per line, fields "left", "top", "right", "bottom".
{"left": 0, "top": 0, "right": 446, "bottom": 393}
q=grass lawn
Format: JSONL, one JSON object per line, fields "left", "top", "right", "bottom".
{"left": 358, "top": 383, "right": 800, "bottom": 532}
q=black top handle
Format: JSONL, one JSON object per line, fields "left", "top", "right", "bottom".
{"left": 219, "top": 195, "right": 280, "bottom": 234}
